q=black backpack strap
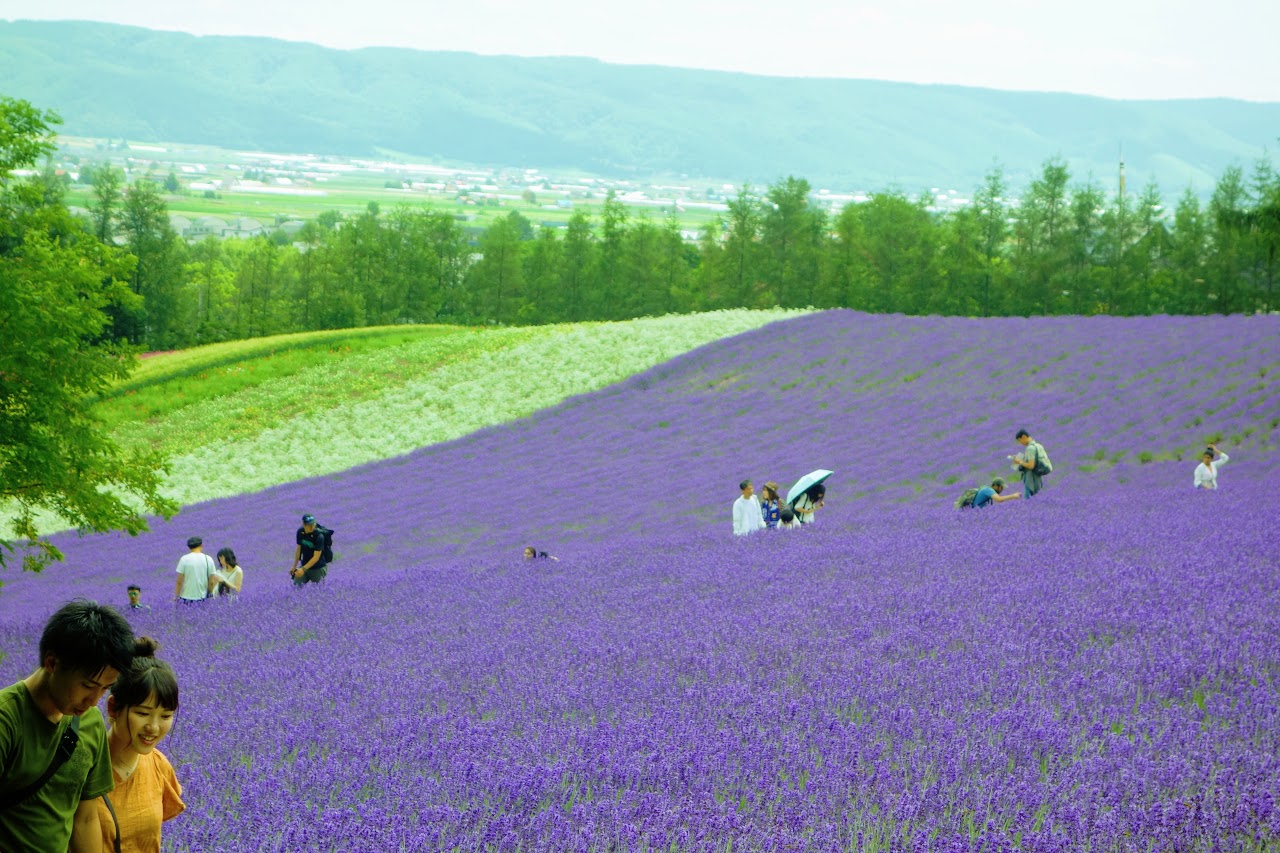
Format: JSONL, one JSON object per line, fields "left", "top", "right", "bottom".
{"left": 0, "top": 714, "right": 81, "bottom": 812}
{"left": 101, "top": 791, "right": 124, "bottom": 853}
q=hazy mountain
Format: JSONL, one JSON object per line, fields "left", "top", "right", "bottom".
{"left": 2, "top": 19, "right": 1277, "bottom": 193}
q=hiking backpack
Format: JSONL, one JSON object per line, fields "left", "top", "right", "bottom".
{"left": 317, "top": 526, "right": 335, "bottom": 563}
{"left": 955, "top": 487, "right": 981, "bottom": 509}
{"left": 1030, "top": 443, "right": 1053, "bottom": 476}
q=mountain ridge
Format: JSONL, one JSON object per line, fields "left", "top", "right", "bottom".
{"left": 2, "top": 19, "right": 1277, "bottom": 192}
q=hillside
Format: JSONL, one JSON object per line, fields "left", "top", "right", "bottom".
{"left": 2, "top": 19, "right": 1278, "bottom": 191}
{"left": 1, "top": 311, "right": 1277, "bottom": 849}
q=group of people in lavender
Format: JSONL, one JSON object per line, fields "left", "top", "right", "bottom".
{"left": 158, "top": 512, "right": 335, "bottom": 608}
{"left": 956, "top": 430, "right": 1230, "bottom": 510}
{"left": 732, "top": 431, "right": 1231, "bottom": 525}
{"left": 1, "top": 601, "right": 185, "bottom": 853}
{"left": 170, "top": 536, "right": 244, "bottom": 605}
{"left": 732, "top": 478, "right": 826, "bottom": 535}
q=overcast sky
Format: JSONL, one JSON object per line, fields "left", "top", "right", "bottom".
{"left": 3, "top": 0, "right": 1276, "bottom": 102}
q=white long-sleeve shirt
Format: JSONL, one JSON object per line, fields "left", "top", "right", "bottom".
{"left": 732, "top": 495, "right": 765, "bottom": 536}
{"left": 1193, "top": 451, "right": 1229, "bottom": 489}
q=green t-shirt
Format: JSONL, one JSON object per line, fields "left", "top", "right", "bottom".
{"left": 0, "top": 681, "right": 114, "bottom": 853}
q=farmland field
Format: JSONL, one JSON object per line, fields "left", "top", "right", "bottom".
{"left": 2, "top": 310, "right": 1279, "bottom": 850}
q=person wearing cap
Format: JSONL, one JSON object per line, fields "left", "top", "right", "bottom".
{"left": 972, "top": 477, "right": 1020, "bottom": 508}
{"left": 291, "top": 514, "right": 329, "bottom": 586}
{"left": 173, "top": 537, "right": 217, "bottom": 603}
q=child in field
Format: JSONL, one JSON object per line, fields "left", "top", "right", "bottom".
{"left": 777, "top": 507, "right": 802, "bottom": 529}
{"left": 523, "top": 546, "right": 559, "bottom": 561}
{"left": 97, "top": 637, "right": 185, "bottom": 853}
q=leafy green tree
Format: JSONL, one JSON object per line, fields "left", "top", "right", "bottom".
{"left": 591, "top": 192, "right": 628, "bottom": 319}
{"left": 468, "top": 212, "right": 525, "bottom": 324}
{"left": 1166, "top": 189, "right": 1210, "bottom": 313}
{"left": 1207, "top": 166, "right": 1249, "bottom": 313}
{"left": 0, "top": 96, "right": 177, "bottom": 579}
{"left": 936, "top": 206, "right": 986, "bottom": 315}
{"left": 1245, "top": 157, "right": 1280, "bottom": 312}
{"left": 118, "top": 178, "right": 186, "bottom": 346}
{"left": 520, "top": 226, "right": 563, "bottom": 323}
{"left": 557, "top": 210, "right": 595, "bottom": 322}
{"left": 231, "top": 237, "right": 285, "bottom": 338}
{"left": 183, "top": 236, "right": 237, "bottom": 342}
{"left": 620, "top": 214, "right": 667, "bottom": 317}
{"left": 1124, "top": 182, "right": 1172, "bottom": 315}
{"left": 89, "top": 162, "right": 123, "bottom": 243}
{"left": 421, "top": 211, "right": 468, "bottom": 323}
{"left": 692, "top": 218, "right": 730, "bottom": 310}
{"left": 971, "top": 166, "right": 1010, "bottom": 315}
{"left": 1063, "top": 180, "right": 1106, "bottom": 314}
{"left": 825, "top": 203, "right": 868, "bottom": 310}
{"left": 659, "top": 214, "right": 695, "bottom": 314}
{"left": 854, "top": 191, "right": 938, "bottom": 314}
{"left": 1012, "top": 159, "right": 1072, "bottom": 315}
{"left": 723, "top": 185, "right": 763, "bottom": 307}
{"left": 762, "top": 176, "right": 826, "bottom": 308}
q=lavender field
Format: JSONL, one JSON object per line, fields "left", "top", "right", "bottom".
{"left": 3, "top": 311, "right": 1279, "bottom": 851}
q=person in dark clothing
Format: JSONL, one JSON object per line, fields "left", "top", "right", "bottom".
{"left": 291, "top": 514, "right": 329, "bottom": 586}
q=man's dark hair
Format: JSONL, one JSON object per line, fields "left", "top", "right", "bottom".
{"left": 739, "top": 480, "right": 751, "bottom": 491}
{"left": 1015, "top": 429, "right": 1030, "bottom": 440}
{"left": 127, "top": 584, "right": 141, "bottom": 593}
{"left": 186, "top": 536, "right": 202, "bottom": 549}
{"left": 39, "top": 600, "right": 136, "bottom": 676}
{"left": 780, "top": 507, "right": 795, "bottom": 523}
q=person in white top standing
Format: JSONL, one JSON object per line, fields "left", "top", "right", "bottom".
{"left": 173, "top": 537, "right": 217, "bottom": 604}
{"left": 211, "top": 547, "right": 244, "bottom": 596}
{"left": 1193, "top": 444, "right": 1229, "bottom": 489}
{"left": 732, "top": 480, "right": 766, "bottom": 536}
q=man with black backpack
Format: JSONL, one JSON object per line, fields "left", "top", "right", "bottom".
{"left": 0, "top": 600, "right": 136, "bottom": 852}
{"left": 291, "top": 513, "right": 333, "bottom": 586}
{"left": 1010, "top": 429, "right": 1052, "bottom": 498}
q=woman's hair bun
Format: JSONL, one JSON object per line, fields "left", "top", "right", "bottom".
{"left": 134, "top": 635, "right": 161, "bottom": 658}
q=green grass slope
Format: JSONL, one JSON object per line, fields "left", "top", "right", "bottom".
{"left": 101, "top": 311, "right": 804, "bottom": 508}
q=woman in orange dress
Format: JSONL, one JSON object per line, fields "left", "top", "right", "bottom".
{"left": 97, "top": 637, "right": 185, "bottom": 853}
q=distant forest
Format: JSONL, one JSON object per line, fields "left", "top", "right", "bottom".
{"left": 40, "top": 149, "right": 1280, "bottom": 350}
{"left": 2, "top": 19, "right": 1279, "bottom": 191}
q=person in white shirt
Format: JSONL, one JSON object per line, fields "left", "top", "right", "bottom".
{"left": 173, "top": 537, "right": 217, "bottom": 603}
{"left": 732, "top": 480, "right": 766, "bottom": 536}
{"left": 792, "top": 483, "right": 825, "bottom": 525}
{"left": 211, "top": 547, "right": 244, "bottom": 596}
{"left": 1193, "top": 444, "right": 1229, "bottom": 489}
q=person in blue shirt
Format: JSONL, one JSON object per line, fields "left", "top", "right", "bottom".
{"left": 973, "top": 477, "right": 1020, "bottom": 508}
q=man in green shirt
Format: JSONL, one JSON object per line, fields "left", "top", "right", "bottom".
{"left": 0, "top": 600, "right": 137, "bottom": 853}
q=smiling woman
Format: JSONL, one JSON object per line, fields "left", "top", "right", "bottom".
{"left": 98, "top": 637, "right": 185, "bottom": 853}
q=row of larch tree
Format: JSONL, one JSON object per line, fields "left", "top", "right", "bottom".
{"left": 54, "top": 136, "right": 1280, "bottom": 351}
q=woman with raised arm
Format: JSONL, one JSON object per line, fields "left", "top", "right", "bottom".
{"left": 1193, "top": 444, "right": 1229, "bottom": 490}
